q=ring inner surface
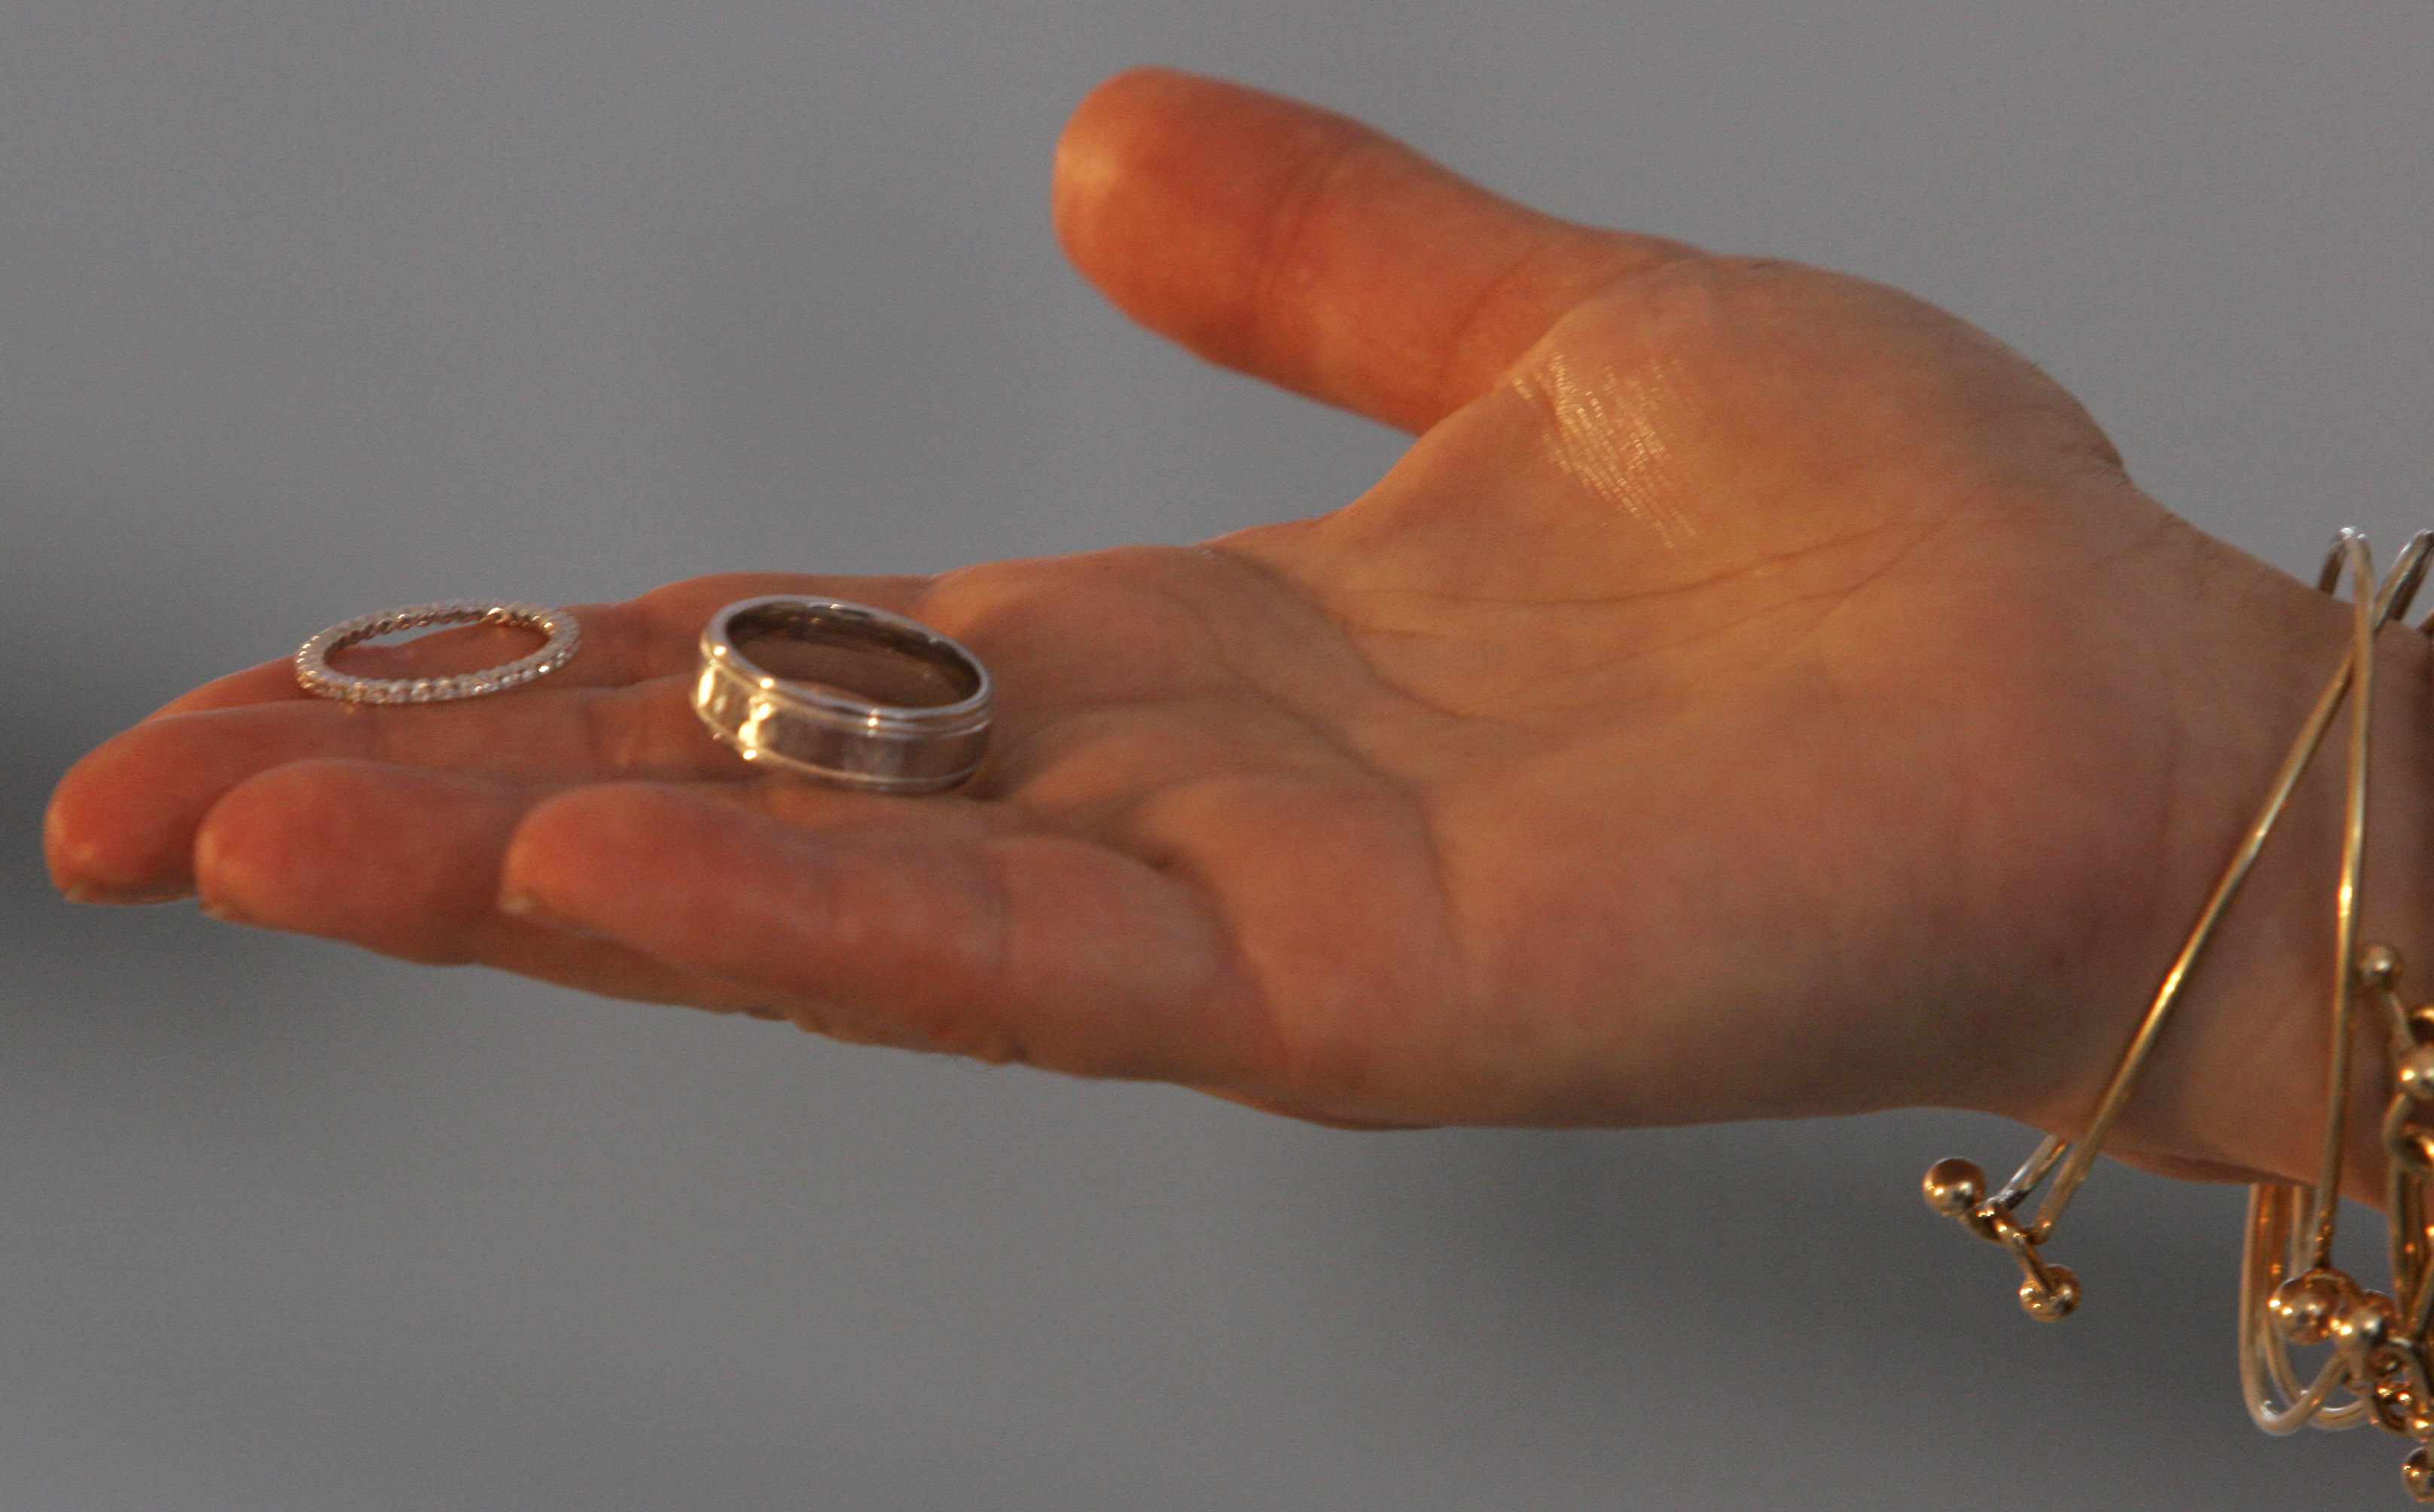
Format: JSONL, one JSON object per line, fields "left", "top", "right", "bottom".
{"left": 731, "top": 605, "right": 975, "bottom": 709}
{"left": 328, "top": 620, "right": 544, "bottom": 675}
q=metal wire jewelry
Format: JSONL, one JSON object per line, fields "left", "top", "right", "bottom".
{"left": 295, "top": 600, "right": 580, "bottom": 703}
{"left": 690, "top": 596, "right": 992, "bottom": 794}
{"left": 1922, "top": 529, "right": 2434, "bottom": 1501}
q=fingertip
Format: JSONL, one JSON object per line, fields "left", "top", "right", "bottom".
{"left": 190, "top": 759, "right": 368, "bottom": 931}
{"left": 1051, "top": 66, "right": 1172, "bottom": 225}
{"left": 1051, "top": 68, "right": 1362, "bottom": 369}
{"left": 496, "top": 785, "right": 594, "bottom": 912}
{"left": 193, "top": 759, "right": 518, "bottom": 956}
{"left": 43, "top": 773, "right": 99, "bottom": 901}
{"left": 497, "top": 782, "right": 691, "bottom": 925}
{"left": 46, "top": 728, "right": 203, "bottom": 904}
{"left": 1053, "top": 67, "right": 1255, "bottom": 256}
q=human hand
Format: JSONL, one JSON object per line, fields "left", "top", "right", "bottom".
{"left": 46, "top": 70, "right": 2423, "bottom": 1187}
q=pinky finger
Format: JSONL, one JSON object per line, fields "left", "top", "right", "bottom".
{"left": 494, "top": 784, "right": 1270, "bottom": 1084}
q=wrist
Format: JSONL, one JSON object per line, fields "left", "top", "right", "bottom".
{"left": 2033, "top": 528, "right": 2434, "bottom": 1202}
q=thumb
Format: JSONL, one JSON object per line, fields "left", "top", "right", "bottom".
{"left": 1052, "top": 68, "right": 1694, "bottom": 434}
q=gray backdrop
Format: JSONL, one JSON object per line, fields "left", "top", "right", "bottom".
{"left": 4, "top": 1, "right": 2429, "bottom": 1507}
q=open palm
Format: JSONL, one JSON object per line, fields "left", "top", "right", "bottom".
{"left": 47, "top": 72, "right": 2371, "bottom": 1173}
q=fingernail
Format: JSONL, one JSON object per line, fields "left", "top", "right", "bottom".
{"left": 499, "top": 891, "right": 602, "bottom": 940}
{"left": 198, "top": 897, "right": 258, "bottom": 927}
{"left": 60, "top": 882, "right": 200, "bottom": 907}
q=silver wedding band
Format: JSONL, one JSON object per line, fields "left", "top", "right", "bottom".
{"left": 295, "top": 600, "right": 581, "bottom": 703}
{"left": 691, "top": 596, "right": 992, "bottom": 793}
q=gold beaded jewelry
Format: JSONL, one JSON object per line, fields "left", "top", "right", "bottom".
{"left": 1923, "top": 529, "right": 2434, "bottom": 1501}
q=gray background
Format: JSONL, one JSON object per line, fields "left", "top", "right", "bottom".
{"left": 2, "top": 0, "right": 2429, "bottom": 1507}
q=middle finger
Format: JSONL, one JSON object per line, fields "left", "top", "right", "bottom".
{"left": 51, "top": 674, "right": 736, "bottom": 901}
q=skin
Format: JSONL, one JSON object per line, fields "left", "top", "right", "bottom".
{"left": 43, "top": 69, "right": 2432, "bottom": 1201}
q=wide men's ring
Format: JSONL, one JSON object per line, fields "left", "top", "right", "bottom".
{"left": 691, "top": 596, "right": 992, "bottom": 794}
{"left": 295, "top": 601, "right": 581, "bottom": 703}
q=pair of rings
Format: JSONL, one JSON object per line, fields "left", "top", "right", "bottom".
{"left": 294, "top": 595, "right": 992, "bottom": 794}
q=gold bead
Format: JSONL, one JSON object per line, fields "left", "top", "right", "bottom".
{"left": 2270, "top": 1270, "right": 2350, "bottom": 1346}
{"left": 2338, "top": 1291, "right": 2402, "bottom": 1358}
{"left": 2019, "top": 1266, "right": 2079, "bottom": 1321}
{"left": 2404, "top": 1448, "right": 2434, "bottom": 1504}
{"left": 1922, "top": 1157, "right": 1986, "bottom": 1219}
{"left": 2378, "top": 1375, "right": 2420, "bottom": 1434}
{"left": 2400, "top": 1046, "right": 2434, "bottom": 1103}
{"left": 2362, "top": 943, "right": 2406, "bottom": 990}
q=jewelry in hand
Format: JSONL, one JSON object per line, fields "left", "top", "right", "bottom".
{"left": 690, "top": 596, "right": 991, "bottom": 794}
{"left": 294, "top": 601, "right": 581, "bottom": 703}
